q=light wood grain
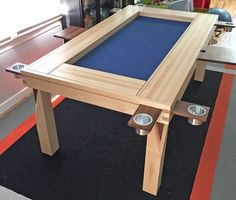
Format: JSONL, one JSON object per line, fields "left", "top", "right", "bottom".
{"left": 51, "top": 64, "right": 144, "bottom": 97}
{"left": 23, "top": 70, "right": 169, "bottom": 125}
{"left": 35, "top": 90, "right": 59, "bottom": 155}
{"left": 210, "top": 0, "right": 236, "bottom": 17}
{"left": 22, "top": 6, "right": 217, "bottom": 114}
{"left": 143, "top": 123, "right": 169, "bottom": 195}
{"left": 20, "top": 6, "right": 218, "bottom": 196}
{"left": 22, "top": 6, "right": 217, "bottom": 115}
{"left": 138, "top": 14, "right": 217, "bottom": 110}
{"left": 194, "top": 60, "right": 207, "bottom": 81}
{"left": 22, "top": 5, "right": 140, "bottom": 74}
{"left": 139, "top": 6, "right": 198, "bottom": 22}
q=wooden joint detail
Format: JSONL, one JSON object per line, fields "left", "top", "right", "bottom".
{"left": 157, "top": 123, "right": 164, "bottom": 139}
{"left": 173, "top": 100, "right": 210, "bottom": 122}
{"left": 128, "top": 105, "right": 162, "bottom": 133}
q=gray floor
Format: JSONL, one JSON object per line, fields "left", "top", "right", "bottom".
{"left": 0, "top": 185, "right": 31, "bottom": 200}
{"left": 0, "top": 95, "right": 34, "bottom": 140}
{"left": 210, "top": 77, "right": 236, "bottom": 200}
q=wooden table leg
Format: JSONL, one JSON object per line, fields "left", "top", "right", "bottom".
{"left": 35, "top": 90, "right": 59, "bottom": 155}
{"left": 194, "top": 60, "right": 207, "bottom": 82}
{"left": 143, "top": 123, "right": 169, "bottom": 195}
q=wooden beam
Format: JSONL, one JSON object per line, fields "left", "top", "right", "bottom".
{"left": 35, "top": 90, "right": 59, "bottom": 155}
{"left": 143, "top": 123, "right": 169, "bottom": 195}
{"left": 194, "top": 60, "right": 207, "bottom": 82}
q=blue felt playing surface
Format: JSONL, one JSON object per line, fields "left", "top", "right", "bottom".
{"left": 74, "top": 17, "right": 190, "bottom": 80}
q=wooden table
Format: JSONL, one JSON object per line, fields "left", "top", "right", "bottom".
{"left": 21, "top": 6, "right": 217, "bottom": 196}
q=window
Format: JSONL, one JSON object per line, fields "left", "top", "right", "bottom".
{"left": 0, "top": 0, "right": 62, "bottom": 43}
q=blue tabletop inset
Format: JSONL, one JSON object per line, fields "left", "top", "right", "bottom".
{"left": 74, "top": 17, "right": 190, "bottom": 80}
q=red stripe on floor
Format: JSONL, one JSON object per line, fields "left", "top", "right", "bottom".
{"left": 190, "top": 66, "right": 234, "bottom": 200}
{"left": 0, "top": 95, "right": 64, "bottom": 155}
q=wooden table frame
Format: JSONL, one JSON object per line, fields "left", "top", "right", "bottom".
{"left": 21, "top": 6, "right": 218, "bottom": 196}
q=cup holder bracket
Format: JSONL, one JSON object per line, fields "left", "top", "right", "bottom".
{"left": 173, "top": 100, "right": 210, "bottom": 126}
{"left": 128, "top": 105, "right": 162, "bottom": 136}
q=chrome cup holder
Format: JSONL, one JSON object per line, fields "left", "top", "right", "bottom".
{"left": 187, "top": 105, "right": 207, "bottom": 126}
{"left": 133, "top": 113, "right": 153, "bottom": 136}
{"left": 10, "top": 62, "right": 27, "bottom": 79}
